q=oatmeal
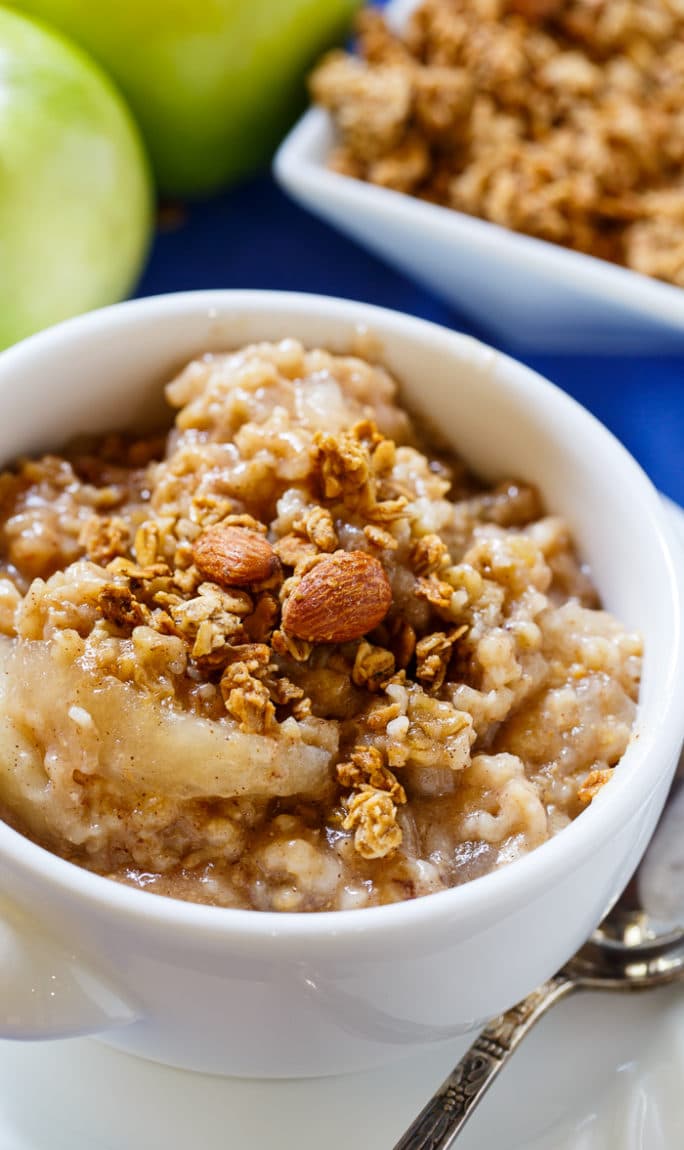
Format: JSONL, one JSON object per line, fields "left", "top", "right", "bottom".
{"left": 0, "top": 341, "right": 641, "bottom": 911}
{"left": 310, "top": 0, "right": 684, "bottom": 286}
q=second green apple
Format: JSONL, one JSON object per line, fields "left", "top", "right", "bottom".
{"left": 10, "top": 0, "right": 362, "bottom": 196}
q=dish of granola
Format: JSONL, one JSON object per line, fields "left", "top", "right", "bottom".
{"left": 0, "top": 340, "right": 641, "bottom": 910}
{"left": 311, "top": 0, "right": 684, "bottom": 287}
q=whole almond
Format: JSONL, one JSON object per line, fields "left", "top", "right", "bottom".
{"left": 281, "top": 550, "right": 392, "bottom": 644}
{"left": 192, "top": 525, "right": 278, "bottom": 588}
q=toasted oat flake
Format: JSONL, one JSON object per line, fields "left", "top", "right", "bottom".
{"left": 578, "top": 767, "right": 614, "bottom": 806}
{"left": 343, "top": 788, "right": 404, "bottom": 860}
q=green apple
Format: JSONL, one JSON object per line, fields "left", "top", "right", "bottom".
{"left": 9, "top": 0, "right": 363, "bottom": 196}
{"left": 0, "top": 6, "right": 152, "bottom": 350}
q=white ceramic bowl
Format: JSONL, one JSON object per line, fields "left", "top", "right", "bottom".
{"left": 274, "top": 0, "right": 684, "bottom": 354}
{"left": 0, "top": 290, "right": 682, "bottom": 1078}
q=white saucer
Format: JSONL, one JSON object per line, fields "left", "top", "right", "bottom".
{"left": 1, "top": 987, "right": 684, "bottom": 1150}
{"left": 1, "top": 501, "right": 683, "bottom": 1150}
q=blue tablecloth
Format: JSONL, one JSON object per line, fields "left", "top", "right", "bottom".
{"left": 136, "top": 172, "right": 684, "bottom": 506}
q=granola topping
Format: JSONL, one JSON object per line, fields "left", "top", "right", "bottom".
{"left": 311, "top": 0, "right": 684, "bottom": 287}
{"left": 0, "top": 340, "right": 641, "bottom": 912}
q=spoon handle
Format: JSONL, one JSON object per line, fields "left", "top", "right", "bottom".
{"left": 392, "top": 971, "right": 577, "bottom": 1150}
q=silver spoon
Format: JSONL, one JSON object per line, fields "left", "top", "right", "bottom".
{"left": 393, "top": 785, "right": 684, "bottom": 1150}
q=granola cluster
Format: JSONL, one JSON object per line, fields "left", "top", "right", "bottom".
{"left": 0, "top": 341, "right": 641, "bottom": 911}
{"left": 311, "top": 0, "right": 684, "bottom": 285}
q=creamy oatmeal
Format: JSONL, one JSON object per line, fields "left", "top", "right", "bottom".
{"left": 0, "top": 341, "right": 641, "bottom": 911}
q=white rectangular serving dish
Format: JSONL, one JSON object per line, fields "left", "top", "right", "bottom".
{"left": 274, "top": 0, "right": 684, "bottom": 353}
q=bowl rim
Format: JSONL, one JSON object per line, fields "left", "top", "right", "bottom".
{"left": 0, "top": 288, "right": 682, "bottom": 949}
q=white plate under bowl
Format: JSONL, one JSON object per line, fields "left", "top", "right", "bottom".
{"left": 0, "top": 497, "right": 682, "bottom": 1148}
{"left": 1, "top": 986, "right": 684, "bottom": 1150}
{"left": 274, "top": 0, "right": 684, "bottom": 354}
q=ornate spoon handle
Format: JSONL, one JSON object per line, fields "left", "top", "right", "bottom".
{"left": 393, "top": 971, "right": 577, "bottom": 1150}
